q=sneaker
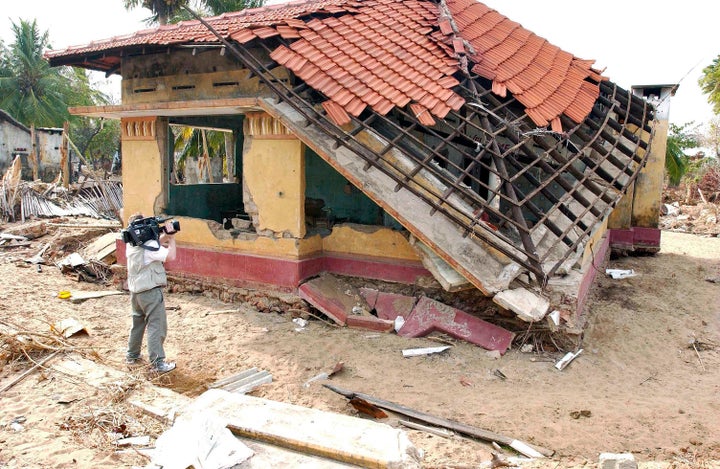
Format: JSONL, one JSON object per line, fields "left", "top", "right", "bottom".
{"left": 125, "top": 356, "right": 142, "bottom": 365}
{"left": 152, "top": 361, "right": 176, "bottom": 373}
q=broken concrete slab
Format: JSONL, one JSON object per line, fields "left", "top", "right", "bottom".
{"left": 360, "top": 288, "right": 417, "bottom": 321}
{"left": 493, "top": 287, "right": 550, "bottom": 322}
{"left": 346, "top": 314, "right": 395, "bottom": 332}
{"left": 299, "top": 275, "right": 395, "bottom": 332}
{"left": 185, "top": 389, "right": 423, "bottom": 468}
{"left": 51, "top": 318, "right": 88, "bottom": 338}
{"left": 298, "top": 275, "right": 371, "bottom": 326}
{"left": 151, "top": 412, "right": 254, "bottom": 469}
{"left": 398, "top": 297, "right": 514, "bottom": 354}
{"left": 409, "top": 237, "right": 472, "bottom": 292}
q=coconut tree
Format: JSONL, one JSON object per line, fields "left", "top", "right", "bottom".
{"left": 699, "top": 55, "right": 720, "bottom": 115}
{"left": 124, "top": 0, "right": 265, "bottom": 25}
{"left": 0, "top": 19, "right": 99, "bottom": 128}
{"left": 122, "top": 0, "right": 187, "bottom": 25}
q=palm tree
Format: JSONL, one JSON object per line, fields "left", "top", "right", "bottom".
{"left": 0, "top": 19, "right": 98, "bottom": 128}
{"left": 699, "top": 55, "right": 720, "bottom": 115}
{"left": 122, "top": 0, "right": 187, "bottom": 25}
{"left": 665, "top": 122, "right": 699, "bottom": 186}
{"left": 124, "top": 0, "right": 265, "bottom": 25}
{"left": 203, "top": 0, "right": 264, "bottom": 14}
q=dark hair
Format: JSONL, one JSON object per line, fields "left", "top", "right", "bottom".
{"left": 129, "top": 212, "right": 144, "bottom": 224}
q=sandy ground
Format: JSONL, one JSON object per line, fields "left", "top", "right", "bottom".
{"left": 0, "top": 221, "right": 719, "bottom": 468}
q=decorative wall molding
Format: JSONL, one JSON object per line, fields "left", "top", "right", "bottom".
{"left": 122, "top": 117, "right": 157, "bottom": 141}
{"left": 244, "top": 112, "right": 292, "bottom": 138}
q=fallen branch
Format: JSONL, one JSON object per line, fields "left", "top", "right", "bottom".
{"left": 0, "top": 351, "right": 60, "bottom": 393}
{"left": 323, "top": 384, "right": 553, "bottom": 458}
{"left": 692, "top": 341, "right": 706, "bottom": 372}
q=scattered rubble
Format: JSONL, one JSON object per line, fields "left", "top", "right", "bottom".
{"left": 660, "top": 198, "right": 720, "bottom": 237}
{"left": 555, "top": 349, "right": 583, "bottom": 371}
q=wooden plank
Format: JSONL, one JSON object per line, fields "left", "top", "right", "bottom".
{"left": 398, "top": 420, "right": 454, "bottom": 438}
{"left": 323, "top": 384, "right": 552, "bottom": 458}
{"left": 0, "top": 352, "right": 59, "bottom": 394}
{"left": 209, "top": 368, "right": 260, "bottom": 389}
{"left": 68, "top": 290, "right": 125, "bottom": 303}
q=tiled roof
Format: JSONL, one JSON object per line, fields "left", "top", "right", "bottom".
{"left": 444, "top": 0, "right": 605, "bottom": 129}
{"left": 46, "top": 0, "right": 607, "bottom": 129}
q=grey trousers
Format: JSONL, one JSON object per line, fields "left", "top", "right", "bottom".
{"left": 127, "top": 287, "right": 168, "bottom": 365}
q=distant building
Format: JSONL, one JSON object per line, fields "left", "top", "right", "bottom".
{"left": 0, "top": 109, "right": 63, "bottom": 181}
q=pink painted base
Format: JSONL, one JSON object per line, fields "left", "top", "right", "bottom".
{"left": 576, "top": 234, "right": 610, "bottom": 316}
{"left": 116, "top": 240, "right": 430, "bottom": 290}
{"left": 609, "top": 227, "right": 661, "bottom": 251}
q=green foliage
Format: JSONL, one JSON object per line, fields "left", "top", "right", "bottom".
{"left": 123, "top": 0, "right": 187, "bottom": 25}
{"left": 699, "top": 55, "right": 720, "bottom": 115}
{"left": 665, "top": 122, "right": 700, "bottom": 186}
{"left": 124, "top": 0, "right": 265, "bottom": 25}
{"left": 0, "top": 19, "right": 119, "bottom": 160}
{"left": 0, "top": 19, "right": 96, "bottom": 128}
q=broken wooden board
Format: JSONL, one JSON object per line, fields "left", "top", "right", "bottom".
{"left": 323, "top": 384, "right": 552, "bottom": 459}
{"left": 183, "top": 389, "right": 422, "bottom": 468}
{"left": 82, "top": 232, "right": 118, "bottom": 263}
{"left": 209, "top": 368, "right": 272, "bottom": 394}
{"left": 402, "top": 345, "right": 451, "bottom": 358}
{"left": 65, "top": 290, "right": 125, "bottom": 303}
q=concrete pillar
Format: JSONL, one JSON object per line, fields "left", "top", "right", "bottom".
{"left": 120, "top": 116, "right": 167, "bottom": 223}
{"left": 242, "top": 112, "right": 305, "bottom": 238}
{"left": 608, "top": 84, "right": 676, "bottom": 252}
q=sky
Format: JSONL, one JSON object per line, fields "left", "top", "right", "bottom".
{"left": 2, "top": 0, "right": 719, "bottom": 131}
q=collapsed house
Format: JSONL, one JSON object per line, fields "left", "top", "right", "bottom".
{"left": 0, "top": 109, "right": 64, "bottom": 182}
{"left": 46, "top": 0, "right": 673, "bottom": 333}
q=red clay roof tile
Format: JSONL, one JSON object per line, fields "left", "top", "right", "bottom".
{"left": 410, "top": 103, "right": 436, "bottom": 126}
{"left": 48, "top": 0, "right": 607, "bottom": 128}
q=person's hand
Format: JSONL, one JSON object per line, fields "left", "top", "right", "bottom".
{"left": 164, "top": 221, "right": 176, "bottom": 235}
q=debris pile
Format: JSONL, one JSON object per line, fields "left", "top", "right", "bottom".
{"left": 1, "top": 156, "right": 122, "bottom": 222}
{"left": 660, "top": 202, "right": 720, "bottom": 236}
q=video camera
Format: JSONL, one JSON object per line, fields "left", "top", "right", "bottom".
{"left": 121, "top": 216, "right": 180, "bottom": 249}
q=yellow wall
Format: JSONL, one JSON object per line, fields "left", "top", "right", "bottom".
{"left": 321, "top": 224, "right": 420, "bottom": 261}
{"left": 121, "top": 117, "right": 164, "bottom": 223}
{"left": 174, "top": 217, "right": 302, "bottom": 257}
{"left": 120, "top": 114, "right": 420, "bottom": 267}
{"left": 631, "top": 120, "right": 667, "bottom": 228}
{"left": 244, "top": 137, "right": 306, "bottom": 238}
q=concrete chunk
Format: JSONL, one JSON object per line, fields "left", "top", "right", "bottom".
{"left": 359, "top": 288, "right": 417, "bottom": 321}
{"left": 599, "top": 452, "right": 637, "bottom": 469}
{"left": 493, "top": 287, "right": 550, "bottom": 322}
{"left": 299, "top": 275, "right": 372, "bottom": 326}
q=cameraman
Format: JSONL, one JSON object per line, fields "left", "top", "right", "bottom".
{"left": 125, "top": 213, "right": 177, "bottom": 373}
